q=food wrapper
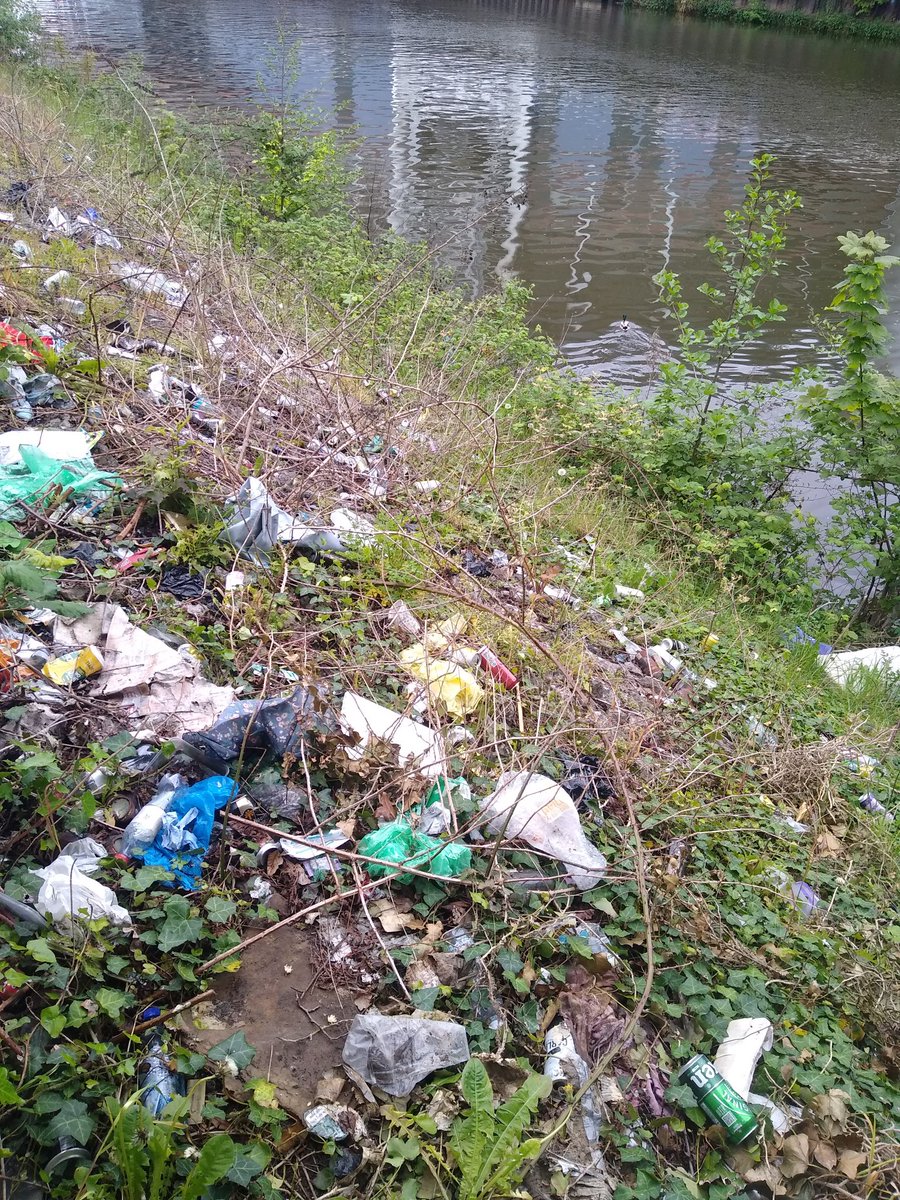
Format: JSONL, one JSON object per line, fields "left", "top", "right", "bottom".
{"left": 42, "top": 646, "right": 104, "bottom": 685}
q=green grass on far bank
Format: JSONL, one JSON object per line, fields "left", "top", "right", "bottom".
{"left": 627, "top": 0, "right": 900, "bottom": 42}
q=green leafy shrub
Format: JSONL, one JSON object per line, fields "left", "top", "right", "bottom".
{"left": 805, "top": 231, "right": 900, "bottom": 624}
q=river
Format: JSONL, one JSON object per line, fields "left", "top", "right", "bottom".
{"left": 37, "top": 0, "right": 900, "bottom": 391}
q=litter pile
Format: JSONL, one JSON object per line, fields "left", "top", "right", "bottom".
{"left": 1, "top": 130, "right": 898, "bottom": 1200}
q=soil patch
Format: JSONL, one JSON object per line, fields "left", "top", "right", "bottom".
{"left": 181, "top": 925, "right": 360, "bottom": 1116}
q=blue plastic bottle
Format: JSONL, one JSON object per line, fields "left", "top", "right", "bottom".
{"left": 139, "top": 1008, "right": 184, "bottom": 1116}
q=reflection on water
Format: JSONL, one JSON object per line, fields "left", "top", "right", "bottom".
{"left": 38, "top": 0, "right": 900, "bottom": 387}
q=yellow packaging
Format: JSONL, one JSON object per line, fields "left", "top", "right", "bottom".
{"left": 700, "top": 633, "right": 720, "bottom": 652}
{"left": 399, "top": 644, "right": 484, "bottom": 717}
{"left": 42, "top": 646, "right": 104, "bottom": 685}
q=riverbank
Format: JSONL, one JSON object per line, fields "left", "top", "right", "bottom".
{"left": 627, "top": 0, "right": 900, "bottom": 42}
{"left": 1, "top": 35, "right": 899, "bottom": 1200}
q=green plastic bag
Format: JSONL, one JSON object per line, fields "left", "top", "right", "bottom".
{"left": 425, "top": 776, "right": 472, "bottom": 808}
{"left": 0, "top": 444, "right": 119, "bottom": 520}
{"left": 358, "top": 817, "right": 471, "bottom": 883}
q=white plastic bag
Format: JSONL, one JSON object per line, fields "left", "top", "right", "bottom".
{"left": 34, "top": 843, "right": 132, "bottom": 929}
{"left": 479, "top": 770, "right": 607, "bottom": 889}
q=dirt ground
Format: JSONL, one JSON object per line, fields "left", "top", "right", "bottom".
{"left": 180, "top": 925, "right": 361, "bottom": 1116}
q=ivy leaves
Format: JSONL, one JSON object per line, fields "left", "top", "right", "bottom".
{"left": 157, "top": 897, "right": 204, "bottom": 953}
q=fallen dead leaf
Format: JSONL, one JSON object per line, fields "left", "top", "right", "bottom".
{"left": 780, "top": 1133, "right": 810, "bottom": 1179}
{"left": 837, "top": 1148, "right": 867, "bottom": 1180}
{"left": 597, "top": 1075, "right": 625, "bottom": 1103}
{"left": 406, "top": 957, "right": 441, "bottom": 991}
{"left": 316, "top": 1068, "right": 346, "bottom": 1103}
{"left": 426, "top": 1088, "right": 460, "bottom": 1132}
{"left": 814, "top": 829, "right": 842, "bottom": 857}
{"left": 813, "top": 1140, "right": 838, "bottom": 1170}
{"left": 743, "top": 1160, "right": 786, "bottom": 1196}
{"left": 812, "top": 1089, "right": 851, "bottom": 1136}
{"left": 374, "top": 793, "right": 396, "bottom": 823}
{"left": 369, "top": 898, "right": 421, "bottom": 933}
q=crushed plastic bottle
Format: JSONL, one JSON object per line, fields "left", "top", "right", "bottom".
{"left": 119, "top": 774, "right": 183, "bottom": 858}
{"left": 42, "top": 269, "right": 71, "bottom": 294}
{"left": 543, "top": 1023, "right": 602, "bottom": 1141}
{"left": 139, "top": 1009, "right": 184, "bottom": 1115}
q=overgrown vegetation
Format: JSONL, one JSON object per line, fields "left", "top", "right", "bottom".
{"left": 628, "top": 0, "right": 900, "bottom": 44}
{"left": 520, "top": 156, "right": 899, "bottom": 626}
{"left": 0, "top": 4, "right": 898, "bottom": 1200}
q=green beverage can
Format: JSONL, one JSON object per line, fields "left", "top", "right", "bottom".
{"left": 677, "top": 1054, "right": 758, "bottom": 1145}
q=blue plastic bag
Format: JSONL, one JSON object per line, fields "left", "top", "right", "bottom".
{"left": 143, "top": 776, "right": 237, "bottom": 888}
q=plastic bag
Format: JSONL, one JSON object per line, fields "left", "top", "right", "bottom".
{"left": 34, "top": 840, "right": 131, "bottom": 928}
{"left": 399, "top": 646, "right": 483, "bottom": 718}
{"left": 358, "top": 818, "right": 470, "bottom": 883}
{"left": 823, "top": 645, "right": 900, "bottom": 686}
{"left": 0, "top": 441, "right": 119, "bottom": 520}
{"left": 340, "top": 691, "right": 446, "bottom": 779}
{"left": 112, "top": 261, "right": 189, "bottom": 306}
{"left": 479, "top": 770, "right": 607, "bottom": 889}
{"left": 143, "top": 776, "right": 236, "bottom": 887}
{"left": 223, "top": 477, "right": 347, "bottom": 563}
{"left": 342, "top": 1013, "right": 469, "bottom": 1096}
{"left": 713, "top": 1017, "right": 799, "bottom": 1134}
{"left": 183, "top": 685, "right": 336, "bottom": 762}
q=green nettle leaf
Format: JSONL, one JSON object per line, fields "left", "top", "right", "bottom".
{"left": 181, "top": 1132, "right": 237, "bottom": 1200}
{"left": 48, "top": 1099, "right": 95, "bottom": 1146}
{"left": 119, "top": 864, "right": 174, "bottom": 892}
{"left": 207, "top": 1030, "right": 256, "bottom": 1071}
{"left": 248, "top": 1078, "right": 279, "bottom": 1109}
{"left": 495, "top": 946, "right": 524, "bottom": 974}
{"left": 0, "top": 1066, "right": 23, "bottom": 1106}
{"left": 157, "top": 896, "right": 203, "bottom": 952}
{"left": 13, "top": 750, "right": 61, "bottom": 776}
{"left": 0, "top": 520, "right": 24, "bottom": 550}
